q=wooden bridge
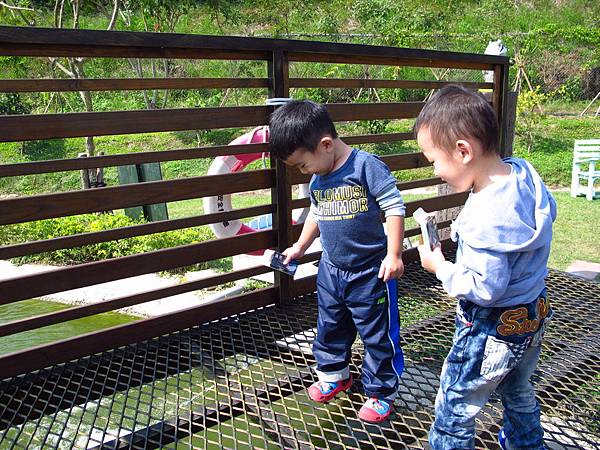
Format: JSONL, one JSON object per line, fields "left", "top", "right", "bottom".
{"left": 0, "top": 26, "right": 598, "bottom": 449}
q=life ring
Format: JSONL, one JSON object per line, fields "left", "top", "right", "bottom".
{"left": 203, "top": 125, "right": 310, "bottom": 254}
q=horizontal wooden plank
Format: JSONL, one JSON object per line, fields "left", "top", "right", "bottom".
{"left": 396, "top": 177, "right": 443, "bottom": 191}
{"left": 0, "top": 230, "right": 275, "bottom": 305}
{"left": 0, "top": 106, "right": 273, "bottom": 142}
{"left": 0, "top": 204, "right": 273, "bottom": 259}
{"left": 0, "top": 131, "right": 414, "bottom": 178}
{"left": 290, "top": 198, "right": 310, "bottom": 209}
{"left": 404, "top": 225, "right": 423, "bottom": 239}
{"left": 0, "top": 142, "right": 269, "bottom": 177}
{"left": 404, "top": 240, "right": 458, "bottom": 265}
{"left": 343, "top": 132, "right": 414, "bottom": 145}
{"left": 382, "top": 152, "right": 431, "bottom": 170}
{"left": 402, "top": 246, "right": 420, "bottom": 264}
{"left": 0, "top": 138, "right": 420, "bottom": 179}
{"left": 0, "top": 264, "right": 272, "bottom": 338}
{"left": 0, "top": 26, "right": 509, "bottom": 68}
{"left": 0, "top": 102, "right": 419, "bottom": 143}
{"left": 296, "top": 252, "right": 322, "bottom": 264}
{"left": 0, "top": 287, "right": 277, "bottom": 380}
{"left": 0, "top": 105, "right": 271, "bottom": 142}
{"left": 0, "top": 170, "right": 273, "bottom": 225}
{"left": 405, "top": 191, "right": 469, "bottom": 217}
{"left": 0, "top": 77, "right": 270, "bottom": 93}
{"left": 289, "top": 78, "right": 493, "bottom": 90}
{"left": 0, "top": 43, "right": 270, "bottom": 60}
{"left": 290, "top": 275, "right": 317, "bottom": 297}
{"left": 288, "top": 52, "right": 495, "bottom": 70}
{"left": 404, "top": 220, "right": 452, "bottom": 238}
{"left": 326, "top": 102, "right": 424, "bottom": 121}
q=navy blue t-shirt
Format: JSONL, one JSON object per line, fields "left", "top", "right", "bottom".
{"left": 310, "top": 148, "right": 397, "bottom": 270}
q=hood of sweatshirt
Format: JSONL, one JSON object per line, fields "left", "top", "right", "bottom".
{"left": 450, "top": 157, "right": 557, "bottom": 253}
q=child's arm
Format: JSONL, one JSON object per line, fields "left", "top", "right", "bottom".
{"left": 373, "top": 176, "right": 405, "bottom": 282}
{"left": 282, "top": 213, "right": 319, "bottom": 264}
{"left": 418, "top": 244, "right": 511, "bottom": 305}
{"left": 378, "top": 215, "right": 405, "bottom": 282}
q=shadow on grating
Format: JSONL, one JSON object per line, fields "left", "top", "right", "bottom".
{"left": 0, "top": 262, "right": 598, "bottom": 449}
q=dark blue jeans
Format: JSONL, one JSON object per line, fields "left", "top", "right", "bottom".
{"left": 313, "top": 260, "right": 404, "bottom": 402}
{"left": 429, "top": 292, "right": 552, "bottom": 450}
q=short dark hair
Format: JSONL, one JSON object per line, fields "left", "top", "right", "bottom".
{"left": 268, "top": 100, "right": 338, "bottom": 160}
{"left": 413, "top": 84, "right": 499, "bottom": 155}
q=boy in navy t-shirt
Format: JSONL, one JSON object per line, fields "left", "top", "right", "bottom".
{"left": 269, "top": 100, "right": 405, "bottom": 423}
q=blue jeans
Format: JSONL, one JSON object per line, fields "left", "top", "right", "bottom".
{"left": 429, "top": 292, "right": 552, "bottom": 450}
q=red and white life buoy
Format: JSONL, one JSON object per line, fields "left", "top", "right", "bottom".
{"left": 203, "top": 126, "right": 310, "bottom": 253}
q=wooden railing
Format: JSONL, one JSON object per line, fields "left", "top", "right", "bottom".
{"left": 0, "top": 26, "right": 509, "bottom": 379}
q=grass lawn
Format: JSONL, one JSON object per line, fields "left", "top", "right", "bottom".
{"left": 548, "top": 192, "right": 600, "bottom": 271}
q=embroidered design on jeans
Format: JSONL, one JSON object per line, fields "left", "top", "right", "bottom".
{"left": 497, "top": 297, "right": 550, "bottom": 337}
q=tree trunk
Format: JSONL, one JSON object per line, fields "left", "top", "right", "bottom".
{"left": 73, "top": 61, "right": 97, "bottom": 160}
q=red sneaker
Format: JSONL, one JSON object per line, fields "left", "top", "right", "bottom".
{"left": 358, "top": 397, "right": 392, "bottom": 423}
{"left": 307, "top": 376, "right": 353, "bottom": 403}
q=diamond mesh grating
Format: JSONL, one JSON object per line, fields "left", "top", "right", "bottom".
{"left": 1, "top": 262, "right": 599, "bottom": 449}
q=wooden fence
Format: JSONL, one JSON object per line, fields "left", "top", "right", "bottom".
{"left": 0, "top": 26, "right": 509, "bottom": 379}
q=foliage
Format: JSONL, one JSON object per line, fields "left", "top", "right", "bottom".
{"left": 0, "top": 93, "right": 31, "bottom": 115}
{"left": 0, "top": 213, "right": 214, "bottom": 266}
{"left": 516, "top": 87, "right": 547, "bottom": 154}
{"left": 122, "top": 0, "right": 193, "bottom": 32}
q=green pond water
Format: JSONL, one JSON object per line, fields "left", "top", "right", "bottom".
{"left": 0, "top": 298, "right": 139, "bottom": 356}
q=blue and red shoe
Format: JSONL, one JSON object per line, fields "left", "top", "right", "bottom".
{"left": 499, "top": 428, "right": 507, "bottom": 449}
{"left": 307, "top": 376, "right": 353, "bottom": 403}
{"left": 358, "top": 397, "right": 392, "bottom": 423}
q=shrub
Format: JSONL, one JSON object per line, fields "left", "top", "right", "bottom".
{"left": 516, "top": 87, "right": 548, "bottom": 154}
{"left": 0, "top": 93, "right": 31, "bottom": 115}
{"left": 0, "top": 213, "right": 215, "bottom": 267}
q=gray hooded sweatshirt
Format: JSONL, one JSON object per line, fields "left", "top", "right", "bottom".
{"left": 435, "top": 158, "right": 557, "bottom": 308}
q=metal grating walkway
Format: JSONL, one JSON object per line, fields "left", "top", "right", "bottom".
{"left": 1, "top": 262, "right": 599, "bottom": 449}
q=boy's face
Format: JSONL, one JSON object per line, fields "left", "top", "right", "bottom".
{"left": 416, "top": 126, "right": 474, "bottom": 192}
{"left": 283, "top": 137, "right": 335, "bottom": 176}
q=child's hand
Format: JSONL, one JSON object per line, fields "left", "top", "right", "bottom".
{"left": 378, "top": 254, "right": 405, "bottom": 282}
{"left": 282, "top": 242, "right": 305, "bottom": 265}
{"left": 417, "top": 244, "right": 445, "bottom": 274}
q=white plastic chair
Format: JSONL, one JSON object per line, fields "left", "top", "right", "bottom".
{"left": 571, "top": 139, "right": 600, "bottom": 201}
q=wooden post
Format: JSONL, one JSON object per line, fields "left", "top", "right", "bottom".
{"left": 139, "top": 162, "right": 169, "bottom": 221}
{"left": 503, "top": 91, "right": 518, "bottom": 157}
{"left": 117, "top": 165, "right": 144, "bottom": 220}
{"left": 94, "top": 151, "right": 106, "bottom": 188}
{"left": 436, "top": 183, "right": 461, "bottom": 240}
{"left": 269, "top": 49, "right": 293, "bottom": 307}
{"left": 493, "top": 62, "right": 511, "bottom": 157}
{"left": 117, "top": 163, "right": 168, "bottom": 221}
{"left": 78, "top": 152, "right": 91, "bottom": 190}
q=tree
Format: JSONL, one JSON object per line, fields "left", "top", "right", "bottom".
{"left": 0, "top": 0, "right": 36, "bottom": 26}
{"left": 121, "top": 0, "right": 192, "bottom": 110}
{"left": 48, "top": 0, "right": 120, "bottom": 162}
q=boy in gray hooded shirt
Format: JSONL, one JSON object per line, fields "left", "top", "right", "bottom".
{"left": 416, "top": 85, "right": 556, "bottom": 450}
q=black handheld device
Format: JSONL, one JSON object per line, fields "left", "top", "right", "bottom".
{"left": 264, "top": 250, "right": 298, "bottom": 276}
